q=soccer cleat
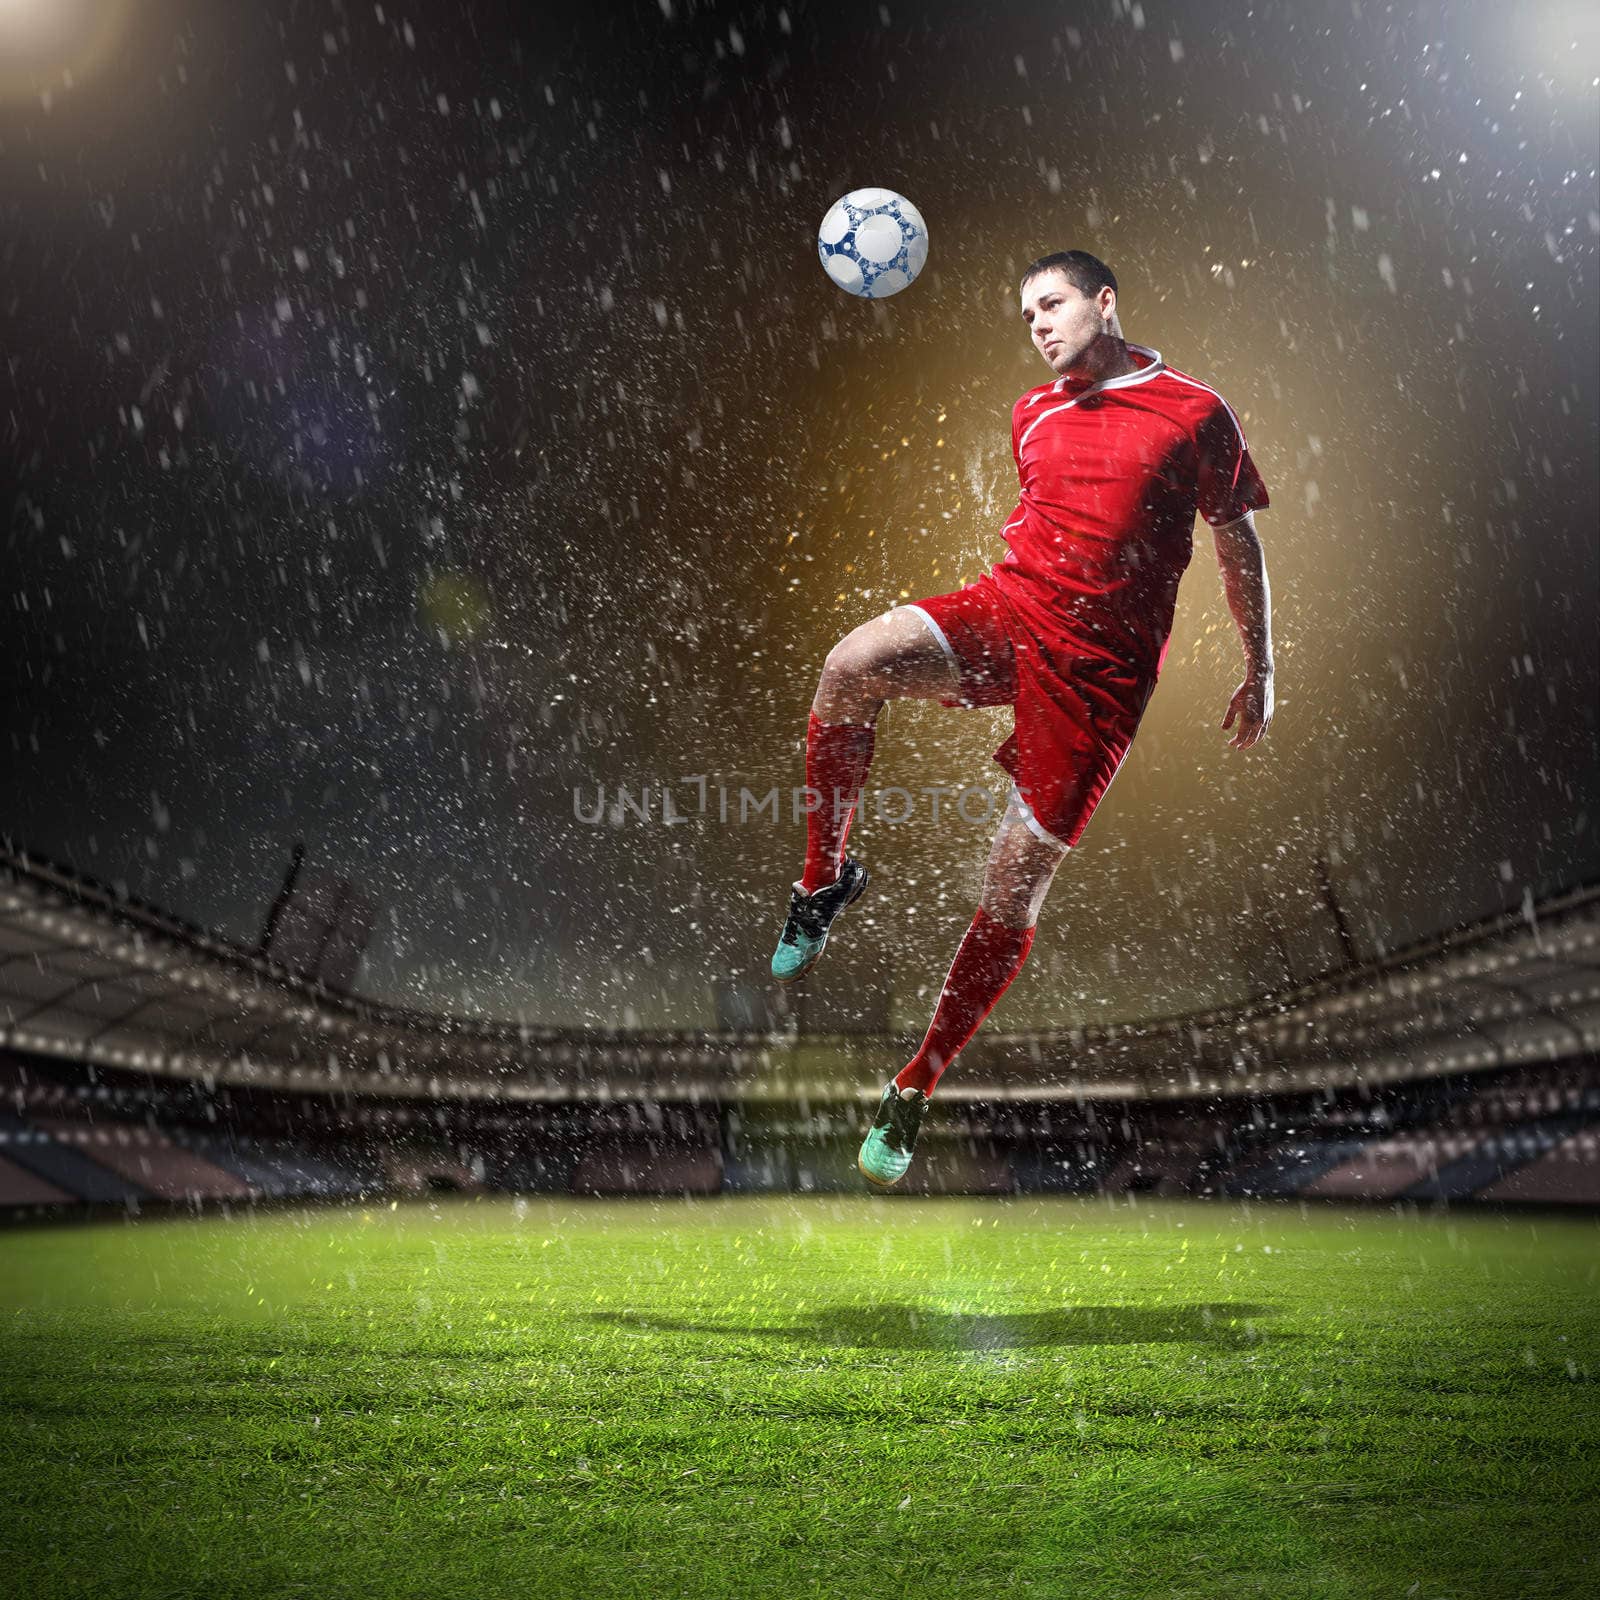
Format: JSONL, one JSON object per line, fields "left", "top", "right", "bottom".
{"left": 770, "top": 857, "right": 870, "bottom": 983}
{"left": 858, "top": 1082, "right": 929, "bottom": 1188}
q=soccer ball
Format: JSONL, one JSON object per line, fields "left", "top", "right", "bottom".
{"left": 816, "top": 188, "right": 929, "bottom": 300}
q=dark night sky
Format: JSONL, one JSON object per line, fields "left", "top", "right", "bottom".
{"left": 3, "top": 0, "right": 1597, "bottom": 1032}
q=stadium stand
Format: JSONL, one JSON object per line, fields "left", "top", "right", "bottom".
{"left": 1, "top": 842, "right": 1597, "bottom": 1213}
{"left": 1304, "top": 1140, "right": 1449, "bottom": 1201}
{"left": 174, "top": 1130, "right": 378, "bottom": 1201}
{"left": 721, "top": 1144, "right": 791, "bottom": 1194}
{"left": 382, "top": 1151, "right": 483, "bottom": 1195}
{"left": 573, "top": 1145, "right": 722, "bottom": 1195}
{"left": 0, "top": 1109, "right": 148, "bottom": 1206}
{"left": 29, "top": 1117, "right": 252, "bottom": 1203}
{"left": 1099, "top": 1114, "right": 1228, "bottom": 1196}
{"left": 1481, "top": 1129, "right": 1600, "bottom": 1203}
{"left": 0, "top": 1153, "right": 72, "bottom": 1209}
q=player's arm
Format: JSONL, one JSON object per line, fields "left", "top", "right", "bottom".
{"left": 1211, "top": 510, "right": 1273, "bottom": 749}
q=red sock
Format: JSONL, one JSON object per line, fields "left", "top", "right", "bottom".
{"left": 895, "top": 907, "right": 1036, "bottom": 1096}
{"left": 800, "top": 711, "right": 876, "bottom": 893}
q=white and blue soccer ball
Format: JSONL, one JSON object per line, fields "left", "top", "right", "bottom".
{"left": 817, "top": 188, "right": 929, "bottom": 299}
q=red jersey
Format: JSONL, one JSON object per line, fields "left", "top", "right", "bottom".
{"left": 984, "top": 342, "right": 1270, "bottom": 678}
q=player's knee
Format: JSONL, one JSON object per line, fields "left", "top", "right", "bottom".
{"left": 984, "top": 833, "right": 1065, "bottom": 924}
{"left": 821, "top": 630, "right": 878, "bottom": 691}
{"left": 983, "top": 888, "right": 1037, "bottom": 931}
{"left": 982, "top": 862, "right": 1029, "bottom": 915}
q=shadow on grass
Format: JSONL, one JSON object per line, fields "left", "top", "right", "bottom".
{"left": 586, "top": 1302, "right": 1278, "bottom": 1351}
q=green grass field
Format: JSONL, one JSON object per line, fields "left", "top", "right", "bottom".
{"left": 2, "top": 1197, "right": 1596, "bottom": 1599}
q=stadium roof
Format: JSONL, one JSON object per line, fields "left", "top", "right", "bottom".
{"left": 1, "top": 842, "right": 1597, "bottom": 1102}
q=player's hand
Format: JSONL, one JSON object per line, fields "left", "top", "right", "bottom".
{"left": 1222, "top": 668, "right": 1273, "bottom": 749}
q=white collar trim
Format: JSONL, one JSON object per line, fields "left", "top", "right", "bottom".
{"left": 1051, "top": 342, "right": 1165, "bottom": 395}
{"left": 1017, "top": 345, "right": 1168, "bottom": 452}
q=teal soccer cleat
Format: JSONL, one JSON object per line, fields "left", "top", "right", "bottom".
{"left": 770, "top": 857, "right": 870, "bottom": 983}
{"left": 858, "top": 1082, "right": 929, "bottom": 1188}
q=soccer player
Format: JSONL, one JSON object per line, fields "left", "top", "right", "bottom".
{"left": 769, "top": 250, "right": 1274, "bottom": 1187}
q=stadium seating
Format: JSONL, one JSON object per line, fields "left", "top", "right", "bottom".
{"left": 2, "top": 841, "right": 1596, "bottom": 1214}
{"left": 30, "top": 1117, "right": 251, "bottom": 1203}
{"left": 0, "top": 1152, "right": 72, "bottom": 1208}
{"left": 895, "top": 1143, "right": 1015, "bottom": 1196}
{"left": 721, "top": 1145, "right": 792, "bottom": 1193}
{"left": 1480, "top": 1129, "right": 1600, "bottom": 1203}
{"left": 0, "top": 1111, "right": 148, "bottom": 1206}
{"left": 1305, "top": 1143, "right": 1446, "bottom": 1200}
{"left": 1100, "top": 1117, "right": 1226, "bottom": 1196}
{"left": 573, "top": 1143, "right": 722, "bottom": 1195}
{"left": 174, "top": 1131, "right": 377, "bottom": 1200}
{"left": 2, "top": 1049, "right": 1597, "bottom": 1214}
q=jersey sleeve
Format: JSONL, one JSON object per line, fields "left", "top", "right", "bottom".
{"left": 1195, "top": 398, "right": 1270, "bottom": 527}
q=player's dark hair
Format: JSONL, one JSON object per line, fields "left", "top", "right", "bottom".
{"left": 1020, "top": 250, "right": 1118, "bottom": 301}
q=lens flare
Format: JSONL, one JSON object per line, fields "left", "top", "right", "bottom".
{"left": 0, "top": 0, "right": 134, "bottom": 104}
{"left": 418, "top": 572, "right": 491, "bottom": 646}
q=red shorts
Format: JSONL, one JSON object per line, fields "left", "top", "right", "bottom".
{"left": 901, "top": 576, "right": 1158, "bottom": 849}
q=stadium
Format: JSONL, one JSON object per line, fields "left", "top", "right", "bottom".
{"left": 3, "top": 841, "right": 1598, "bottom": 1597}
{"left": 4, "top": 844, "right": 1600, "bottom": 1212}
{"left": 5, "top": 1, "right": 1599, "bottom": 1597}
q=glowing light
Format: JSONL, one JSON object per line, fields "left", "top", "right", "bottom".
{"left": 0, "top": 0, "right": 133, "bottom": 103}
{"left": 419, "top": 572, "right": 491, "bottom": 645}
{"left": 1499, "top": 0, "right": 1600, "bottom": 92}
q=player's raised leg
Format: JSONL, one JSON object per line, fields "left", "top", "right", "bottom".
{"left": 859, "top": 794, "right": 1068, "bottom": 1186}
{"left": 770, "top": 607, "right": 957, "bottom": 983}
{"left": 802, "top": 605, "right": 958, "bottom": 884}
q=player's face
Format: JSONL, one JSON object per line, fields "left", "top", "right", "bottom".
{"left": 1020, "top": 270, "right": 1109, "bottom": 375}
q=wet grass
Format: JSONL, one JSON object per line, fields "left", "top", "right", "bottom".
{"left": 1, "top": 1196, "right": 1596, "bottom": 1599}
